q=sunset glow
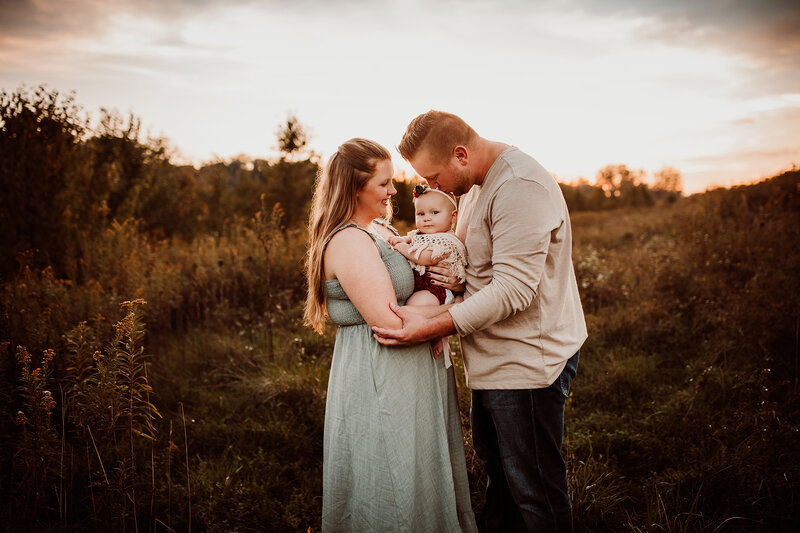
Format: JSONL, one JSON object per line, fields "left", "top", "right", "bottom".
{"left": 2, "top": 0, "right": 798, "bottom": 193}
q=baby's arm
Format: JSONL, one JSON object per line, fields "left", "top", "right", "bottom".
{"left": 386, "top": 234, "right": 412, "bottom": 246}
{"left": 394, "top": 242, "right": 450, "bottom": 266}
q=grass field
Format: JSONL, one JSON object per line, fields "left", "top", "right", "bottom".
{"left": 2, "top": 170, "right": 798, "bottom": 532}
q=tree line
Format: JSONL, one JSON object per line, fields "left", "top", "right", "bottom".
{"left": 0, "top": 86, "right": 319, "bottom": 281}
{"left": 0, "top": 85, "right": 683, "bottom": 282}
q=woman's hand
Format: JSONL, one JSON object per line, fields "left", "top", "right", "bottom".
{"left": 427, "top": 264, "right": 465, "bottom": 293}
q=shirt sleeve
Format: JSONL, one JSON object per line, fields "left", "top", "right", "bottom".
{"left": 449, "top": 177, "right": 562, "bottom": 336}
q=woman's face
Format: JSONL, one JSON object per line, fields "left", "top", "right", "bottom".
{"left": 355, "top": 159, "right": 396, "bottom": 221}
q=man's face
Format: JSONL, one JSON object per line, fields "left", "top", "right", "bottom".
{"left": 409, "top": 147, "right": 473, "bottom": 197}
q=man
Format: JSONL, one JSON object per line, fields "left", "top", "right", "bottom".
{"left": 373, "top": 110, "right": 587, "bottom": 532}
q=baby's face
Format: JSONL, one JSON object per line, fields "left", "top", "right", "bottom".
{"left": 414, "top": 192, "right": 456, "bottom": 234}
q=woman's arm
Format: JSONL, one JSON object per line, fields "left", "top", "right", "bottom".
{"left": 324, "top": 228, "right": 403, "bottom": 330}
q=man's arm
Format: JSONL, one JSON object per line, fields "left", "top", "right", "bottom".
{"left": 373, "top": 178, "right": 560, "bottom": 345}
{"left": 372, "top": 304, "right": 457, "bottom": 346}
{"left": 449, "top": 178, "right": 561, "bottom": 335}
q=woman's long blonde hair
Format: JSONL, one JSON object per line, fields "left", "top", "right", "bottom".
{"left": 304, "top": 138, "right": 392, "bottom": 334}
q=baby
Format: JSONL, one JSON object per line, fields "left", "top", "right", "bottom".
{"left": 388, "top": 184, "right": 467, "bottom": 366}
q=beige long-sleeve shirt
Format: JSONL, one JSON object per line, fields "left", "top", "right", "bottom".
{"left": 449, "top": 147, "right": 587, "bottom": 389}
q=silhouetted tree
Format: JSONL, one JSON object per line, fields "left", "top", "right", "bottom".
{"left": 653, "top": 166, "right": 683, "bottom": 193}
{"left": 276, "top": 114, "right": 309, "bottom": 161}
{"left": 260, "top": 158, "right": 317, "bottom": 228}
{"left": 596, "top": 164, "right": 644, "bottom": 199}
{"left": 653, "top": 166, "right": 683, "bottom": 204}
{"left": 0, "top": 86, "right": 89, "bottom": 276}
{"left": 594, "top": 164, "right": 655, "bottom": 208}
{"left": 392, "top": 173, "right": 420, "bottom": 225}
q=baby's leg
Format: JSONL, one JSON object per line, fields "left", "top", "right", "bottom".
{"left": 405, "top": 290, "right": 444, "bottom": 358}
{"left": 406, "top": 290, "right": 440, "bottom": 307}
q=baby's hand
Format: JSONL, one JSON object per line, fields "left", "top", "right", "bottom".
{"left": 387, "top": 235, "right": 411, "bottom": 246}
{"left": 393, "top": 242, "right": 410, "bottom": 255}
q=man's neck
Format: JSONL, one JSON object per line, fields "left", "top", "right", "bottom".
{"left": 473, "top": 140, "right": 510, "bottom": 186}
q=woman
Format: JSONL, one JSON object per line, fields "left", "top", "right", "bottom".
{"left": 304, "top": 138, "right": 477, "bottom": 532}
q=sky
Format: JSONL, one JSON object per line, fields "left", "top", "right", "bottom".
{"left": 1, "top": 0, "right": 799, "bottom": 193}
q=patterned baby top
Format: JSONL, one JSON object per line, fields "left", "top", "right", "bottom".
{"left": 405, "top": 230, "right": 467, "bottom": 282}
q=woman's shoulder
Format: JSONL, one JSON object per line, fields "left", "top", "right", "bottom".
{"left": 326, "top": 225, "right": 376, "bottom": 251}
{"left": 324, "top": 226, "right": 382, "bottom": 281}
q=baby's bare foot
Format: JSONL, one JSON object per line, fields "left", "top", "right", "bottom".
{"left": 432, "top": 338, "right": 443, "bottom": 359}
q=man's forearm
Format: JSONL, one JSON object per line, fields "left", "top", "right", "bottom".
{"left": 371, "top": 303, "right": 457, "bottom": 347}
{"left": 406, "top": 303, "right": 453, "bottom": 319}
{"left": 427, "top": 310, "right": 457, "bottom": 339}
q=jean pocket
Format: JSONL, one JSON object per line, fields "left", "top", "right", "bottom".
{"left": 553, "top": 350, "right": 580, "bottom": 398}
{"left": 557, "top": 373, "right": 571, "bottom": 398}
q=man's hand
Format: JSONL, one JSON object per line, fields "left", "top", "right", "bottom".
{"left": 427, "top": 264, "right": 465, "bottom": 293}
{"left": 373, "top": 303, "right": 433, "bottom": 346}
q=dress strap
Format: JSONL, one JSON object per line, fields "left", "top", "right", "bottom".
{"left": 372, "top": 217, "right": 400, "bottom": 236}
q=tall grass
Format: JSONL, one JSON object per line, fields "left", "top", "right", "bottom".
{"left": 566, "top": 171, "right": 800, "bottom": 531}
{"left": 0, "top": 170, "right": 797, "bottom": 531}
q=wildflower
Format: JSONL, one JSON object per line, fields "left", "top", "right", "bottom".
{"left": 121, "top": 299, "right": 147, "bottom": 309}
{"left": 15, "top": 411, "right": 28, "bottom": 426}
{"left": 43, "top": 391, "right": 56, "bottom": 410}
{"left": 42, "top": 348, "right": 55, "bottom": 365}
{"left": 16, "top": 346, "right": 32, "bottom": 366}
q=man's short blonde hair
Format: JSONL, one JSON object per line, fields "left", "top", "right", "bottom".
{"left": 398, "top": 110, "right": 478, "bottom": 163}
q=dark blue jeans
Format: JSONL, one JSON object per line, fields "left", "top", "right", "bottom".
{"left": 471, "top": 351, "right": 579, "bottom": 533}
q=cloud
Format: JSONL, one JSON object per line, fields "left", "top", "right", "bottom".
{"left": 1, "top": 0, "right": 796, "bottom": 192}
{"left": 0, "top": 0, "right": 257, "bottom": 44}
{"left": 564, "top": 0, "right": 800, "bottom": 94}
{"left": 676, "top": 104, "right": 800, "bottom": 191}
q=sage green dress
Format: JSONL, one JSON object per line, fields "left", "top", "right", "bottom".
{"left": 322, "top": 223, "right": 477, "bottom": 533}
